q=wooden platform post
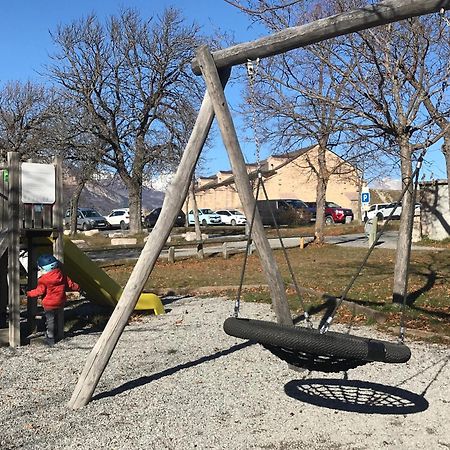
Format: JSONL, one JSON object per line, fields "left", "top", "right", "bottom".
{"left": 52, "top": 155, "right": 64, "bottom": 262}
{"left": 196, "top": 46, "right": 292, "bottom": 326}
{"left": 7, "top": 152, "right": 20, "bottom": 347}
{"left": 68, "top": 70, "right": 231, "bottom": 410}
{"left": 0, "top": 249, "right": 7, "bottom": 329}
{"left": 26, "top": 233, "right": 38, "bottom": 337}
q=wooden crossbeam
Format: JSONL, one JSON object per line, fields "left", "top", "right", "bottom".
{"left": 192, "top": 0, "right": 450, "bottom": 74}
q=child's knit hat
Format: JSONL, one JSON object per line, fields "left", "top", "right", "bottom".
{"left": 37, "top": 254, "right": 59, "bottom": 273}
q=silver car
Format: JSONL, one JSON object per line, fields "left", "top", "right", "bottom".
{"left": 64, "top": 207, "right": 108, "bottom": 231}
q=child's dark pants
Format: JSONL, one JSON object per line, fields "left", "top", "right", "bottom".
{"left": 44, "top": 308, "right": 64, "bottom": 344}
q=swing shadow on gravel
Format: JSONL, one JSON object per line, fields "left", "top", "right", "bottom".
{"left": 92, "top": 341, "right": 254, "bottom": 402}
{"left": 284, "top": 379, "right": 428, "bottom": 414}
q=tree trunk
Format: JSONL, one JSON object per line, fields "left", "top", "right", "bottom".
{"left": 442, "top": 136, "right": 450, "bottom": 212}
{"left": 392, "top": 137, "right": 414, "bottom": 303}
{"left": 127, "top": 179, "right": 143, "bottom": 234}
{"left": 69, "top": 183, "right": 84, "bottom": 235}
{"left": 314, "top": 143, "right": 329, "bottom": 244}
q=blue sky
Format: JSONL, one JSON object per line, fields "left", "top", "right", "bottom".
{"left": 0, "top": 0, "right": 264, "bottom": 178}
{"left": 0, "top": 1, "right": 446, "bottom": 182}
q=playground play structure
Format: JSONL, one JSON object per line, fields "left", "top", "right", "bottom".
{"left": 0, "top": 153, "right": 163, "bottom": 348}
{"left": 0, "top": 1, "right": 444, "bottom": 408}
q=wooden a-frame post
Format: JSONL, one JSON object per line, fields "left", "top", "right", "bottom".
{"left": 7, "top": 152, "right": 20, "bottom": 347}
{"left": 68, "top": 70, "right": 231, "bottom": 409}
{"left": 196, "top": 46, "right": 293, "bottom": 326}
{"left": 68, "top": 0, "right": 450, "bottom": 408}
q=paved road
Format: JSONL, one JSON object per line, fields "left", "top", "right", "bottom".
{"left": 87, "top": 230, "right": 443, "bottom": 263}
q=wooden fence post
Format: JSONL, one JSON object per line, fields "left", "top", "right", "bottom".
{"left": 168, "top": 246, "right": 175, "bottom": 263}
{"left": 196, "top": 242, "right": 204, "bottom": 260}
{"left": 222, "top": 242, "right": 229, "bottom": 259}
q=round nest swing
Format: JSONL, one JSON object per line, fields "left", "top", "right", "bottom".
{"left": 224, "top": 317, "right": 411, "bottom": 373}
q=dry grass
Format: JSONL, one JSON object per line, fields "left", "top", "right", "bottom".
{"left": 104, "top": 242, "right": 449, "bottom": 341}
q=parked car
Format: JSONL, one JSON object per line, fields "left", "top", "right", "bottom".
{"left": 305, "top": 201, "right": 354, "bottom": 225}
{"left": 105, "top": 208, "right": 130, "bottom": 230}
{"left": 188, "top": 208, "right": 222, "bottom": 226}
{"left": 366, "top": 202, "right": 420, "bottom": 221}
{"left": 256, "top": 199, "right": 311, "bottom": 226}
{"left": 144, "top": 207, "right": 186, "bottom": 229}
{"left": 366, "top": 203, "right": 390, "bottom": 220}
{"left": 64, "top": 207, "right": 108, "bottom": 231}
{"left": 215, "top": 209, "right": 247, "bottom": 226}
{"left": 304, "top": 202, "right": 317, "bottom": 221}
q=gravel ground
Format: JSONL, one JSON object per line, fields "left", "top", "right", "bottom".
{"left": 0, "top": 297, "right": 449, "bottom": 450}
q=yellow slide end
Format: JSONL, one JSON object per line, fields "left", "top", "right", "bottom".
{"left": 135, "top": 292, "right": 165, "bottom": 314}
{"left": 61, "top": 236, "right": 164, "bottom": 314}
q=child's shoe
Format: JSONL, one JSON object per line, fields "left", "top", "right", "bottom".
{"left": 45, "top": 333, "right": 55, "bottom": 346}
{"left": 44, "top": 338, "right": 55, "bottom": 346}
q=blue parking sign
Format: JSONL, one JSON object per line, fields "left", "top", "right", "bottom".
{"left": 361, "top": 192, "right": 370, "bottom": 203}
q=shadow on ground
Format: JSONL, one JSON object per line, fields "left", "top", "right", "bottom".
{"left": 284, "top": 378, "right": 428, "bottom": 414}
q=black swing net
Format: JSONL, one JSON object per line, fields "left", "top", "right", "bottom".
{"left": 223, "top": 157, "right": 423, "bottom": 372}
{"left": 222, "top": 60, "right": 427, "bottom": 371}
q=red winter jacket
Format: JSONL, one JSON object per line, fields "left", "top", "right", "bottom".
{"left": 27, "top": 268, "right": 80, "bottom": 311}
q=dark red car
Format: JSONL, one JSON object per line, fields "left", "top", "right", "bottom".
{"left": 304, "top": 201, "right": 354, "bottom": 225}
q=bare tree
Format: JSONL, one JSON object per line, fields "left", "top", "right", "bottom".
{"left": 398, "top": 13, "right": 450, "bottom": 209}
{"left": 331, "top": 12, "right": 446, "bottom": 302}
{"left": 49, "top": 8, "right": 204, "bottom": 233}
{"left": 227, "top": 1, "right": 362, "bottom": 243}
{"left": 0, "top": 81, "right": 56, "bottom": 161}
{"left": 227, "top": 0, "right": 448, "bottom": 301}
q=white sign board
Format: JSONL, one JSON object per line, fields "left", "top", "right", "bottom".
{"left": 21, "top": 163, "right": 55, "bottom": 204}
{"left": 361, "top": 188, "right": 370, "bottom": 212}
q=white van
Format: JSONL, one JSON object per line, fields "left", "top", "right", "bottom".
{"left": 366, "top": 202, "right": 420, "bottom": 220}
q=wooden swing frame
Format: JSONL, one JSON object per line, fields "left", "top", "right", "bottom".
{"left": 68, "top": 0, "right": 450, "bottom": 409}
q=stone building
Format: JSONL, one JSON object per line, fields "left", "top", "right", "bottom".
{"left": 194, "top": 145, "right": 361, "bottom": 214}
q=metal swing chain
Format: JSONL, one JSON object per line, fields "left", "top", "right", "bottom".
{"left": 258, "top": 178, "right": 313, "bottom": 327}
{"left": 319, "top": 146, "right": 428, "bottom": 336}
{"left": 234, "top": 174, "right": 262, "bottom": 317}
{"left": 440, "top": 8, "right": 450, "bottom": 28}
{"left": 246, "top": 58, "right": 261, "bottom": 168}
{"left": 398, "top": 153, "right": 424, "bottom": 342}
{"left": 238, "top": 58, "right": 313, "bottom": 327}
{"left": 233, "top": 59, "right": 261, "bottom": 318}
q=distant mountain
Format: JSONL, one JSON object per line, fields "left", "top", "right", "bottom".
{"left": 63, "top": 174, "right": 165, "bottom": 214}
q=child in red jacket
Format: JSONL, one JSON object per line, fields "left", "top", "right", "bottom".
{"left": 27, "top": 254, "right": 80, "bottom": 345}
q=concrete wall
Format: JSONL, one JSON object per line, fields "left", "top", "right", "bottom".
{"left": 420, "top": 180, "right": 450, "bottom": 241}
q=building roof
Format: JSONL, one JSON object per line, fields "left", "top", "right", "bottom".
{"left": 196, "top": 145, "right": 315, "bottom": 192}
